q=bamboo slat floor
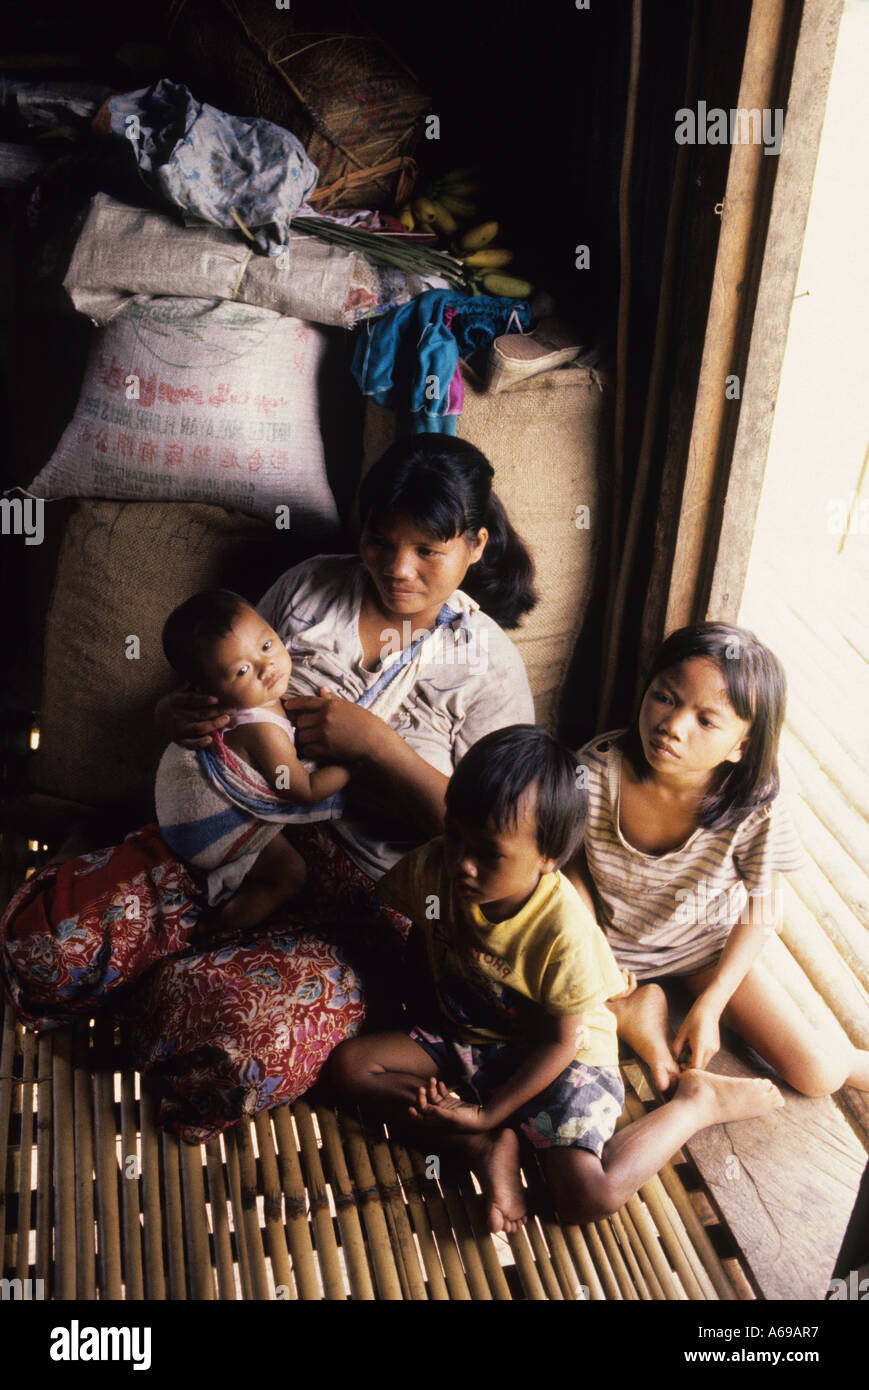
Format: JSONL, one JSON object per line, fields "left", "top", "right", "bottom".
{"left": 0, "top": 997, "right": 759, "bottom": 1302}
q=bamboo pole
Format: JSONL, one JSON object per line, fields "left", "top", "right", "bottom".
{"left": 253, "top": 1112, "right": 293, "bottom": 1298}
{"left": 160, "top": 1128, "right": 187, "bottom": 1299}
{"left": 523, "top": 1217, "right": 567, "bottom": 1300}
{"left": 271, "top": 1106, "right": 323, "bottom": 1301}
{"left": 337, "top": 1109, "right": 405, "bottom": 1300}
{"left": 180, "top": 1142, "right": 215, "bottom": 1300}
{"left": 609, "top": 1209, "right": 649, "bottom": 1298}
{"left": 362, "top": 1119, "right": 429, "bottom": 1300}
{"left": 788, "top": 793, "right": 869, "bottom": 933}
{"left": 222, "top": 1126, "right": 255, "bottom": 1300}
{"left": 783, "top": 732, "right": 869, "bottom": 878}
{"left": 292, "top": 1100, "right": 347, "bottom": 1300}
{"left": 634, "top": 1174, "right": 709, "bottom": 1299}
{"left": 625, "top": 1194, "right": 681, "bottom": 1299}
{"left": 232, "top": 1121, "right": 271, "bottom": 1300}
{"left": 14, "top": 1025, "right": 36, "bottom": 1286}
{"left": 91, "top": 1019, "right": 123, "bottom": 1299}
{"left": 596, "top": 1216, "right": 639, "bottom": 1298}
{"left": 204, "top": 1141, "right": 238, "bottom": 1300}
{"left": 0, "top": 1005, "right": 16, "bottom": 1272}
{"left": 664, "top": 0, "right": 792, "bottom": 631}
{"left": 787, "top": 858, "right": 869, "bottom": 994}
{"left": 119, "top": 1069, "right": 144, "bottom": 1300}
{"left": 407, "top": 1148, "right": 472, "bottom": 1299}
{"left": 139, "top": 1088, "right": 166, "bottom": 1300}
{"left": 389, "top": 1138, "right": 450, "bottom": 1300}
{"left": 52, "top": 1028, "right": 77, "bottom": 1299}
{"left": 779, "top": 882, "right": 869, "bottom": 1050}
{"left": 35, "top": 1035, "right": 52, "bottom": 1290}
{"left": 580, "top": 1220, "right": 624, "bottom": 1300}
{"left": 457, "top": 1180, "right": 514, "bottom": 1300}
{"left": 439, "top": 1179, "right": 494, "bottom": 1299}
{"left": 72, "top": 1025, "right": 96, "bottom": 1301}
{"left": 312, "top": 1106, "right": 375, "bottom": 1300}
{"left": 562, "top": 1225, "right": 608, "bottom": 1300}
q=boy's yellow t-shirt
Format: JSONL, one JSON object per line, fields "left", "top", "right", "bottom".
{"left": 378, "top": 838, "right": 625, "bottom": 1067}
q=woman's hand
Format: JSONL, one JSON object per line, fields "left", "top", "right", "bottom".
{"left": 155, "top": 687, "right": 235, "bottom": 749}
{"left": 284, "top": 687, "right": 393, "bottom": 763}
{"left": 673, "top": 996, "right": 722, "bottom": 1072}
{"left": 408, "top": 1078, "right": 493, "bottom": 1132}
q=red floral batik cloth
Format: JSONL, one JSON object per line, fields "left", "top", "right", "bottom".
{"left": 1, "top": 824, "right": 410, "bottom": 1143}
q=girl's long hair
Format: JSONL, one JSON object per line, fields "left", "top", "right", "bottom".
{"left": 622, "top": 622, "right": 787, "bottom": 831}
{"left": 357, "top": 436, "right": 538, "bottom": 629}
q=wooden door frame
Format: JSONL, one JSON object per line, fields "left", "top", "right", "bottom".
{"left": 640, "top": 0, "right": 845, "bottom": 660}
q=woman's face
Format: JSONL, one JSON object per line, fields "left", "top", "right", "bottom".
{"left": 360, "top": 511, "right": 488, "bottom": 622}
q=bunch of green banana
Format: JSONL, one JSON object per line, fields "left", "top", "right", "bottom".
{"left": 397, "top": 171, "right": 534, "bottom": 300}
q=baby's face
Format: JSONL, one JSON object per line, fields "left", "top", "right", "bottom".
{"left": 443, "top": 787, "right": 557, "bottom": 922}
{"left": 198, "top": 605, "right": 293, "bottom": 708}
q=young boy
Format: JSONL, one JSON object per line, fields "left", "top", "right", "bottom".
{"left": 328, "top": 724, "right": 784, "bottom": 1233}
{"left": 156, "top": 590, "right": 351, "bottom": 936}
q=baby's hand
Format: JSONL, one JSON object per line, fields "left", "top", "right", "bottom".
{"left": 409, "top": 1077, "right": 491, "bottom": 1132}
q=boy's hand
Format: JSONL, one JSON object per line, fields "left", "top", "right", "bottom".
{"left": 409, "top": 1077, "right": 492, "bottom": 1132}
{"left": 156, "top": 686, "right": 235, "bottom": 749}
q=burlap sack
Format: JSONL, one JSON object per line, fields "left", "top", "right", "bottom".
{"left": 29, "top": 500, "right": 297, "bottom": 811}
{"left": 64, "top": 195, "right": 433, "bottom": 330}
{"left": 362, "top": 366, "right": 612, "bottom": 729}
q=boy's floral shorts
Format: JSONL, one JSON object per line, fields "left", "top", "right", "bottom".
{"left": 407, "top": 1025, "right": 625, "bottom": 1155}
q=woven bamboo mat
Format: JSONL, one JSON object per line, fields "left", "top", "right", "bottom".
{"left": 0, "top": 999, "right": 754, "bottom": 1301}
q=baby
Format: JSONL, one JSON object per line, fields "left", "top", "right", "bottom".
{"left": 156, "top": 589, "right": 350, "bottom": 936}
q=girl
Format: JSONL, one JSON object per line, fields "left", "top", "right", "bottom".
{"left": 569, "top": 622, "right": 869, "bottom": 1100}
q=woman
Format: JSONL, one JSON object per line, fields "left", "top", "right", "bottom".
{"left": 4, "top": 436, "right": 540, "bottom": 1141}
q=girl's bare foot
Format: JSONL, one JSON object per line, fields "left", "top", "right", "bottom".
{"left": 847, "top": 1049, "right": 869, "bottom": 1092}
{"left": 675, "top": 1068, "right": 784, "bottom": 1126}
{"left": 464, "top": 1127, "right": 528, "bottom": 1234}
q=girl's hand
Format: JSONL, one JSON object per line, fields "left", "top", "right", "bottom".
{"left": 408, "top": 1078, "right": 492, "bottom": 1132}
{"left": 673, "top": 998, "right": 722, "bottom": 1072}
{"left": 155, "top": 687, "right": 234, "bottom": 749}
{"left": 284, "top": 687, "right": 391, "bottom": 763}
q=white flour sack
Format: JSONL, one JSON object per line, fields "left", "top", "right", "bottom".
{"left": 29, "top": 296, "right": 341, "bottom": 530}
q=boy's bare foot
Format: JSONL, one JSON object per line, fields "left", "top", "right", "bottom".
{"left": 675, "top": 1069, "right": 784, "bottom": 1126}
{"left": 463, "top": 1127, "right": 528, "bottom": 1235}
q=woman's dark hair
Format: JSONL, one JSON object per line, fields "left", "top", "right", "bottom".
{"left": 622, "top": 622, "right": 787, "bottom": 831}
{"left": 446, "top": 725, "right": 585, "bottom": 867}
{"left": 357, "top": 435, "right": 538, "bottom": 629}
{"left": 162, "top": 589, "right": 250, "bottom": 687}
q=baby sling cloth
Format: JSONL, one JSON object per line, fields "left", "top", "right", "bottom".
{"left": 155, "top": 593, "right": 477, "bottom": 904}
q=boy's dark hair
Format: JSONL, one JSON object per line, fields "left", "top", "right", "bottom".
{"left": 446, "top": 725, "right": 585, "bottom": 866}
{"left": 358, "top": 435, "right": 538, "bottom": 630}
{"left": 162, "top": 589, "right": 250, "bottom": 688}
{"left": 622, "top": 621, "right": 786, "bottom": 831}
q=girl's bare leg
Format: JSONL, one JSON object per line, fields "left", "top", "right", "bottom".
{"left": 686, "top": 958, "right": 869, "bottom": 1096}
{"left": 541, "top": 1069, "right": 784, "bottom": 1225}
{"left": 609, "top": 984, "right": 681, "bottom": 1092}
{"left": 327, "top": 1034, "right": 528, "bottom": 1233}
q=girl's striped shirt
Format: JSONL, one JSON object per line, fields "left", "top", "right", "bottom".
{"left": 577, "top": 732, "right": 807, "bottom": 979}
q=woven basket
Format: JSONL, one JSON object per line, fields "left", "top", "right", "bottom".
{"left": 166, "top": 0, "right": 428, "bottom": 209}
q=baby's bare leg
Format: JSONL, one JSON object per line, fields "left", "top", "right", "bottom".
{"left": 210, "top": 833, "right": 307, "bottom": 936}
{"left": 610, "top": 983, "right": 681, "bottom": 1092}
